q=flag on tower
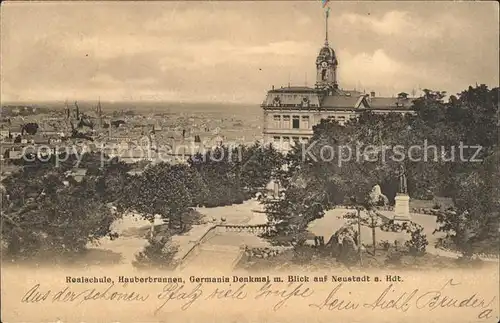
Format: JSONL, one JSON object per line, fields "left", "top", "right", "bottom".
{"left": 322, "top": 0, "right": 330, "bottom": 8}
{"left": 325, "top": 6, "right": 331, "bottom": 17}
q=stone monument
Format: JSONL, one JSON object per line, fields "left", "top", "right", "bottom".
{"left": 369, "top": 184, "right": 389, "bottom": 206}
{"left": 394, "top": 165, "right": 411, "bottom": 221}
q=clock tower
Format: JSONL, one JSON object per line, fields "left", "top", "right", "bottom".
{"left": 315, "top": 9, "right": 338, "bottom": 90}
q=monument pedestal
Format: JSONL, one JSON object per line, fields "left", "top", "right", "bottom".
{"left": 393, "top": 194, "right": 411, "bottom": 222}
{"left": 265, "top": 180, "right": 280, "bottom": 199}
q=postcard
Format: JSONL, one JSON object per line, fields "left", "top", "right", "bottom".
{"left": 1, "top": 1, "right": 498, "bottom": 322}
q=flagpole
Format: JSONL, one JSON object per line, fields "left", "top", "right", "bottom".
{"left": 323, "top": 5, "right": 330, "bottom": 46}
{"left": 325, "top": 9, "right": 328, "bottom": 45}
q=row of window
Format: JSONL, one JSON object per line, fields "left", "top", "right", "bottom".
{"left": 270, "top": 114, "right": 350, "bottom": 129}
{"left": 272, "top": 136, "right": 309, "bottom": 145}
{"left": 270, "top": 103, "right": 319, "bottom": 108}
{"left": 272, "top": 115, "right": 310, "bottom": 129}
{"left": 282, "top": 95, "right": 311, "bottom": 99}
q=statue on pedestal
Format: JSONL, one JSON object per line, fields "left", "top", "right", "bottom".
{"left": 398, "top": 164, "right": 408, "bottom": 194}
{"left": 394, "top": 164, "right": 411, "bottom": 221}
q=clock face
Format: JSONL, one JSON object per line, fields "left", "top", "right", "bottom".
{"left": 321, "top": 61, "right": 328, "bottom": 68}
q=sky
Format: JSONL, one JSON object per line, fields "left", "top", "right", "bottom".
{"left": 1, "top": 1, "right": 498, "bottom": 104}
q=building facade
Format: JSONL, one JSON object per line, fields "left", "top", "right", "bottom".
{"left": 261, "top": 12, "right": 415, "bottom": 152}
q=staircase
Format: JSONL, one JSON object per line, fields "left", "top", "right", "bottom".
{"left": 176, "top": 226, "right": 270, "bottom": 272}
{"left": 179, "top": 244, "right": 244, "bottom": 272}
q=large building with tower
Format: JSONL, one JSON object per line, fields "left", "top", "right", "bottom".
{"left": 261, "top": 12, "right": 415, "bottom": 152}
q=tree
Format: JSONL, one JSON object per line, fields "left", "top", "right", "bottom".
{"left": 172, "top": 164, "right": 208, "bottom": 207}
{"left": 95, "top": 160, "right": 133, "bottom": 204}
{"left": 127, "top": 163, "right": 193, "bottom": 238}
{"left": 163, "top": 165, "right": 193, "bottom": 230}
{"left": 263, "top": 177, "right": 330, "bottom": 247}
{"left": 411, "top": 85, "right": 498, "bottom": 197}
{"left": 237, "top": 142, "right": 284, "bottom": 194}
{"left": 262, "top": 115, "right": 398, "bottom": 247}
{"left": 1, "top": 165, "right": 119, "bottom": 257}
{"left": 189, "top": 146, "right": 246, "bottom": 207}
{"left": 184, "top": 143, "right": 285, "bottom": 207}
{"left": 434, "top": 147, "right": 500, "bottom": 258}
{"left": 133, "top": 233, "right": 179, "bottom": 269}
{"left": 21, "top": 122, "right": 39, "bottom": 135}
{"left": 285, "top": 114, "right": 408, "bottom": 204}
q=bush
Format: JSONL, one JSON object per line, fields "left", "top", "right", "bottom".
{"left": 133, "top": 234, "right": 179, "bottom": 269}
{"left": 337, "top": 238, "right": 359, "bottom": 266}
{"left": 405, "top": 228, "right": 428, "bottom": 256}
{"left": 342, "top": 212, "right": 357, "bottom": 220}
{"left": 455, "top": 255, "right": 484, "bottom": 268}
{"left": 292, "top": 245, "right": 316, "bottom": 263}
{"left": 385, "top": 249, "right": 403, "bottom": 266}
{"left": 380, "top": 220, "right": 404, "bottom": 233}
{"left": 378, "top": 240, "right": 391, "bottom": 251}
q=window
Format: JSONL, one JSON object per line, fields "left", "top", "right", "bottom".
{"left": 283, "top": 115, "right": 291, "bottom": 128}
{"left": 273, "top": 136, "right": 281, "bottom": 147}
{"left": 273, "top": 115, "right": 281, "bottom": 128}
{"left": 302, "top": 116, "right": 310, "bottom": 129}
{"left": 283, "top": 136, "right": 290, "bottom": 149}
{"left": 327, "top": 116, "right": 335, "bottom": 121}
{"left": 292, "top": 116, "right": 300, "bottom": 129}
{"left": 301, "top": 137, "right": 309, "bottom": 143}
{"left": 292, "top": 137, "right": 300, "bottom": 146}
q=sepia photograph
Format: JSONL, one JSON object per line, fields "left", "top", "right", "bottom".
{"left": 1, "top": 1, "right": 499, "bottom": 322}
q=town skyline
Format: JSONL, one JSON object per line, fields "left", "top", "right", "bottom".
{"left": 1, "top": 1, "right": 498, "bottom": 103}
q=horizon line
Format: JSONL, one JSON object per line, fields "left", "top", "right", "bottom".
{"left": 0, "top": 99, "right": 261, "bottom": 106}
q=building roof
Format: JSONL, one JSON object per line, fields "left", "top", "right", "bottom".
{"left": 3, "top": 126, "right": 22, "bottom": 133}
{"left": 342, "top": 90, "right": 364, "bottom": 97}
{"left": 27, "top": 135, "right": 49, "bottom": 144}
{"left": 318, "top": 46, "right": 335, "bottom": 58}
{"left": 316, "top": 44, "right": 338, "bottom": 65}
{"left": 7, "top": 150, "right": 24, "bottom": 159}
{"left": 268, "top": 86, "right": 317, "bottom": 94}
{"left": 368, "top": 97, "right": 414, "bottom": 110}
{"left": 321, "top": 95, "right": 363, "bottom": 109}
{"left": 0, "top": 164, "right": 21, "bottom": 175}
